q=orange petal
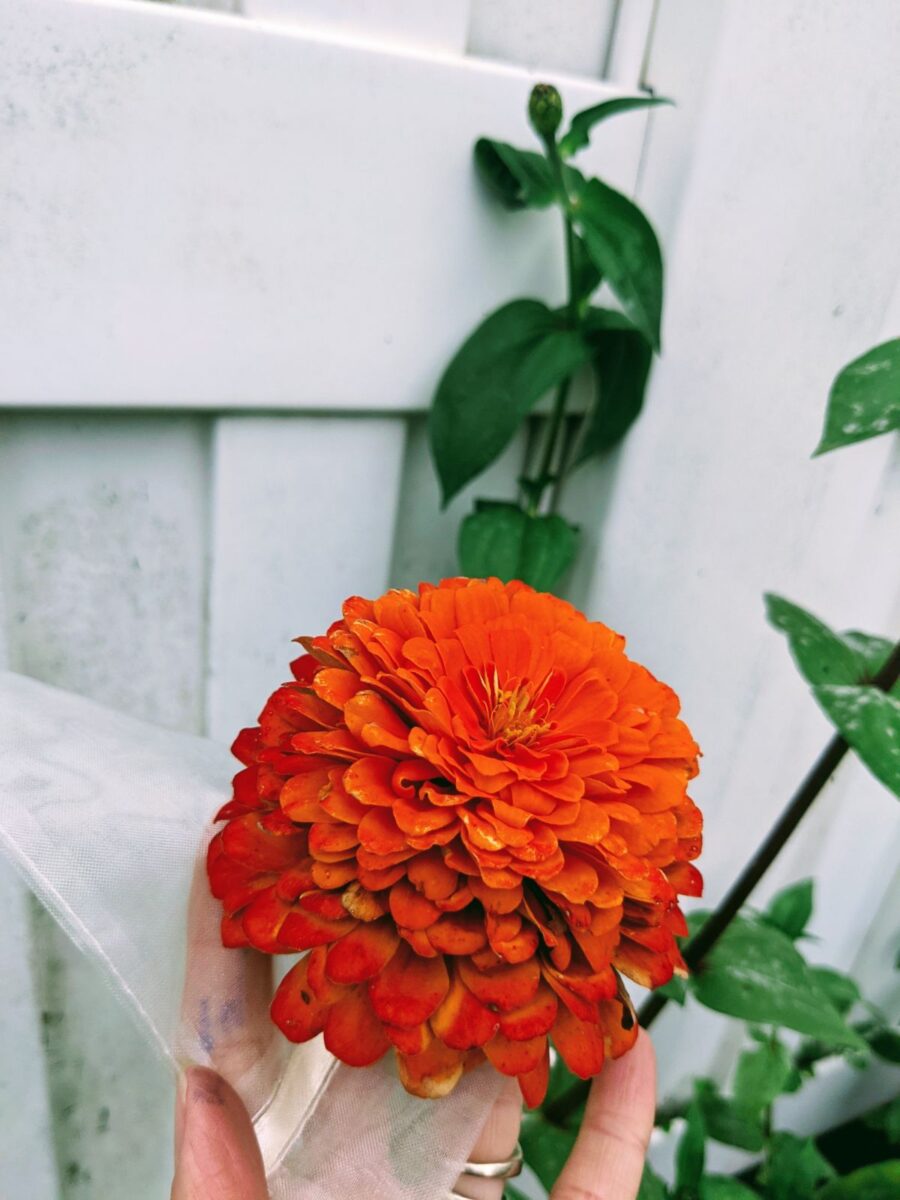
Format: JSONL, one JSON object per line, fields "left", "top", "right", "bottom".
{"left": 457, "top": 957, "right": 541, "bottom": 1013}
{"left": 368, "top": 942, "right": 450, "bottom": 1027}
{"left": 340, "top": 881, "right": 388, "bottom": 922}
{"left": 426, "top": 909, "right": 488, "bottom": 955}
{"left": 396, "top": 1039, "right": 465, "bottom": 1099}
{"left": 271, "top": 956, "right": 328, "bottom": 1043}
{"left": 326, "top": 917, "right": 400, "bottom": 984}
{"left": 343, "top": 691, "right": 411, "bottom": 755}
{"left": 552, "top": 1004, "right": 605, "bottom": 1078}
{"left": 498, "top": 983, "right": 558, "bottom": 1041}
{"left": 357, "top": 808, "right": 408, "bottom": 855}
{"left": 309, "top": 821, "right": 359, "bottom": 856}
{"left": 311, "top": 860, "right": 358, "bottom": 889}
{"left": 468, "top": 876, "right": 523, "bottom": 914}
{"left": 222, "top": 812, "right": 307, "bottom": 871}
{"left": 324, "top": 987, "right": 391, "bottom": 1067}
{"left": 484, "top": 1031, "right": 547, "bottom": 1077}
{"left": 407, "top": 850, "right": 459, "bottom": 900}
{"left": 278, "top": 905, "right": 356, "bottom": 950}
{"left": 343, "top": 757, "right": 397, "bottom": 806}
{"left": 389, "top": 878, "right": 442, "bottom": 930}
{"left": 430, "top": 968, "right": 499, "bottom": 1051}
{"left": 384, "top": 1022, "right": 432, "bottom": 1055}
{"left": 543, "top": 852, "right": 599, "bottom": 903}
{"left": 518, "top": 1048, "right": 550, "bottom": 1108}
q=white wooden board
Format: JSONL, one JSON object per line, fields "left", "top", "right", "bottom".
{"left": 0, "top": 0, "right": 650, "bottom": 410}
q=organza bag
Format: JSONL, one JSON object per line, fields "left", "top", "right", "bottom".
{"left": 0, "top": 671, "right": 500, "bottom": 1198}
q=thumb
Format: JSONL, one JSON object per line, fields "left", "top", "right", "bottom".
{"left": 172, "top": 1067, "right": 269, "bottom": 1200}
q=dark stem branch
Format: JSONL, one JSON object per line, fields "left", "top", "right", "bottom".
{"left": 544, "top": 637, "right": 900, "bottom": 1126}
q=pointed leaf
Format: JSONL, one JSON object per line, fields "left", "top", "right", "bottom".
{"left": 820, "top": 1162, "right": 900, "bottom": 1200}
{"left": 762, "top": 879, "right": 814, "bottom": 940}
{"left": 570, "top": 176, "right": 664, "bottom": 349}
{"left": 430, "top": 299, "right": 593, "bottom": 501}
{"left": 814, "top": 337, "right": 900, "bottom": 456}
{"left": 694, "top": 1080, "right": 765, "bottom": 1152}
{"left": 690, "top": 917, "right": 867, "bottom": 1049}
{"left": 760, "top": 1133, "right": 835, "bottom": 1200}
{"left": 808, "top": 967, "right": 860, "bottom": 1016}
{"left": 675, "top": 1098, "right": 707, "bottom": 1198}
{"left": 733, "top": 1039, "right": 793, "bottom": 1115}
{"left": 813, "top": 685, "right": 900, "bottom": 799}
{"left": 459, "top": 503, "right": 579, "bottom": 593}
{"left": 559, "top": 95, "right": 671, "bottom": 158}
{"left": 473, "top": 139, "right": 556, "bottom": 209}
{"left": 639, "top": 1163, "right": 672, "bottom": 1200}
{"left": 765, "top": 595, "right": 891, "bottom": 686}
{"left": 574, "top": 307, "right": 653, "bottom": 461}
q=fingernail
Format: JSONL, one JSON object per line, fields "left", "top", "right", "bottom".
{"left": 174, "top": 1069, "right": 190, "bottom": 1160}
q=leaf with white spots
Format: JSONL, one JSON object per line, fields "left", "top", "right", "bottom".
{"left": 814, "top": 337, "right": 900, "bottom": 456}
{"left": 813, "top": 685, "right": 900, "bottom": 799}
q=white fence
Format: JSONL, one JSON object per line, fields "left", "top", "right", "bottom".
{"left": 1, "top": 1, "right": 898, "bottom": 1196}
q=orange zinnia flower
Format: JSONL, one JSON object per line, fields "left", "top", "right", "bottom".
{"left": 208, "top": 578, "right": 702, "bottom": 1104}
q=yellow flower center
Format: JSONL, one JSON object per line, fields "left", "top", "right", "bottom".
{"left": 479, "top": 668, "right": 552, "bottom": 745}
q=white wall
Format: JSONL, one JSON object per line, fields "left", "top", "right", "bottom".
{"left": 0, "top": 1, "right": 897, "bottom": 1196}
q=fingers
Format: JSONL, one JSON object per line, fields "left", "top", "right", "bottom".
{"left": 171, "top": 1067, "right": 269, "bottom": 1200}
{"left": 452, "top": 1075, "right": 523, "bottom": 1200}
{"left": 178, "top": 847, "right": 281, "bottom": 1107}
{"left": 552, "top": 1031, "right": 656, "bottom": 1200}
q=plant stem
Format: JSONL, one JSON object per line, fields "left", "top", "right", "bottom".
{"left": 544, "top": 637, "right": 900, "bottom": 1126}
{"left": 524, "top": 138, "right": 578, "bottom": 516}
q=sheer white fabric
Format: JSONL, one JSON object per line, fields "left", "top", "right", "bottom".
{"left": 0, "top": 671, "right": 499, "bottom": 1198}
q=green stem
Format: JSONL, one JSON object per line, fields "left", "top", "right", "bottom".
{"left": 524, "top": 139, "right": 579, "bottom": 516}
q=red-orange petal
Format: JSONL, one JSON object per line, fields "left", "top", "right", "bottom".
{"left": 430, "top": 968, "right": 499, "bottom": 1050}
{"left": 518, "top": 1047, "right": 550, "bottom": 1108}
{"left": 325, "top": 917, "right": 400, "bottom": 984}
{"left": 324, "top": 987, "right": 391, "bottom": 1066}
{"left": 457, "top": 957, "right": 541, "bottom": 1013}
{"left": 271, "top": 956, "right": 328, "bottom": 1043}
{"left": 484, "top": 1031, "right": 547, "bottom": 1077}
{"left": 498, "top": 983, "right": 558, "bottom": 1041}
{"left": 396, "top": 1038, "right": 466, "bottom": 1099}
{"left": 368, "top": 942, "right": 450, "bottom": 1027}
{"left": 552, "top": 1004, "right": 605, "bottom": 1078}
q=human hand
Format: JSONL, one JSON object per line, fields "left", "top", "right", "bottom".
{"left": 171, "top": 859, "right": 656, "bottom": 1200}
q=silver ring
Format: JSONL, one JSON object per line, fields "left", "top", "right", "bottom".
{"left": 462, "top": 1141, "right": 524, "bottom": 1180}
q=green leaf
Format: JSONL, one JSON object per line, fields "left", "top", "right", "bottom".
{"left": 574, "top": 307, "right": 653, "bottom": 461}
{"left": 699, "top": 1178, "right": 761, "bottom": 1200}
{"left": 473, "top": 138, "right": 557, "bottom": 209}
{"left": 818, "top": 1162, "right": 900, "bottom": 1200}
{"left": 657, "top": 975, "right": 689, "bottom": 1005}
{"left": 430, "top": 299, "right": 593, "bottom": 501}
{"left": 559, "top": 95, "right": 671, "bottom": 158}
{"left": 571, "top": 232, "right": 603, "bottom": 301}
{"left": 520, "top": 1111, "right": 576, "bottom": 1191}
{"left": 762, "top": 879, "right": 814, "bottom": 940}
{"left": 733, "top": 1039, "right": 793, "bottom": 1116}
{"left": 814, "top": 337, "right": 900, "bottom": 456}
{"left": 813, "top": 685, "right": 900, "bottom": 799}
{"left": 866, "top": 1024, "right": 900, "bottom": 1063}
{"left": 689, "top": 917, "right": 867, "bottom": 1050}
{"left": 759, "top": 1132, "right": 835, "bottom": 1200}
{"left": 764, "top": 595, "right": 891, "bottom": 686}
{"left": 458, "top": 503, "right": 579, "bottom": 592}
{"left": 694, "top": 1080, "right": 765, "bottom": 1152}
{"left": 639, "top": 1163, "right": 672, "bottom": 1200}
{"left": 675, "top": 1099, "right": 707, "bottom": 1200}
{"left": 570, "top": 176, "right": 664, "bottom": 350}
{"left": 808, "top": 967, "right": 860, "bottom": 1016}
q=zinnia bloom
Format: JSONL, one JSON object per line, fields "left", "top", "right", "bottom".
{"left": 208, "top": 578, "right": 701, "bottom": 1104}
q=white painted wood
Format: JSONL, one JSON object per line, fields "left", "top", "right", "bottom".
{"left": 466, "top": 0, "right": 617, "bottom": 78}
{"left": 603, "top": 0, "right": 658, "bottom": 88}
{"left": 206, "top": 415, "right": 406, "bottom": 741}
{"left": 243, "top": 0, "right": 471, "bottom": 54}
{"left": 0, "top": 414, "right": 210, "bottom": 1196}
{"left": 0, "top": 0, "right": 649, "bottom": 410}
{"left": 586, "top": 0, "right": 900, "bottom": 1104}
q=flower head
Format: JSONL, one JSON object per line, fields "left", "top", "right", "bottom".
{"left": 208, "top": 578, "right": 702, "bottom": 1104}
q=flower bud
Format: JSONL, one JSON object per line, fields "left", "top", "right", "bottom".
{"left": 528, "top": 83, "right": 563, "bottom": 140}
